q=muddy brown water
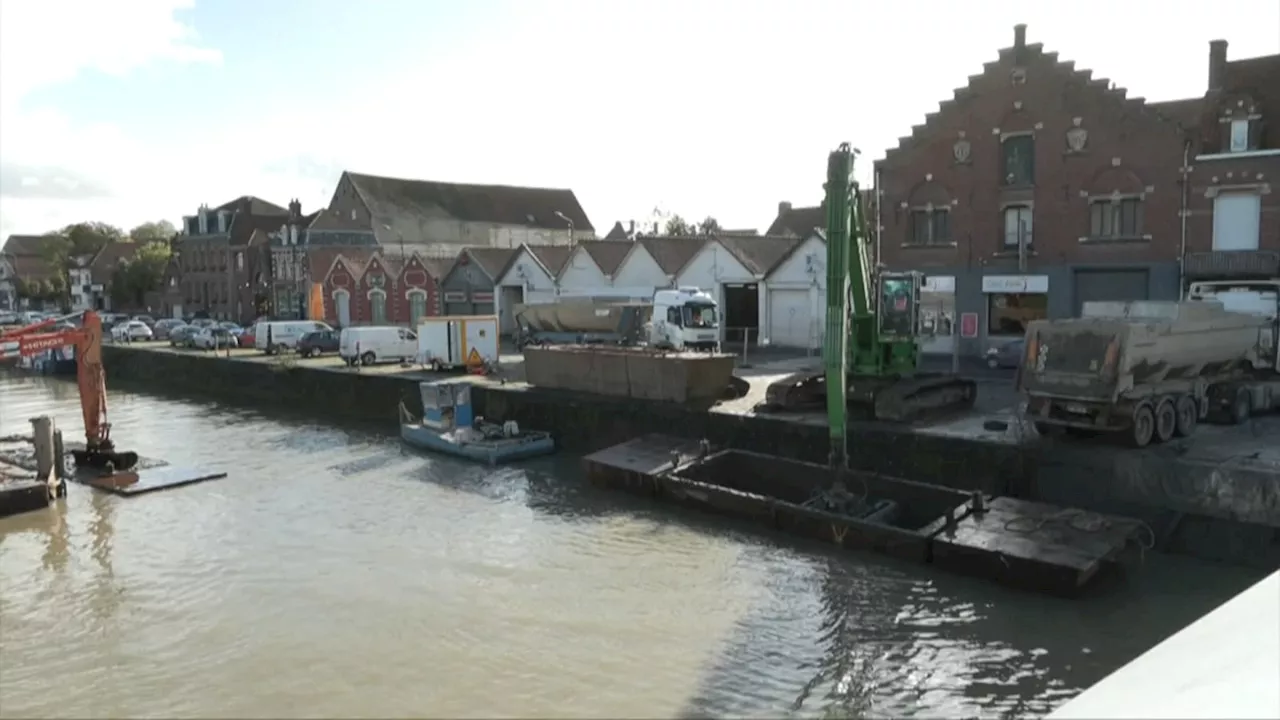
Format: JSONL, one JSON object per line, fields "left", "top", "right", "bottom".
{"left": 0, "top": 374, "right": 1263, "bottom": 719}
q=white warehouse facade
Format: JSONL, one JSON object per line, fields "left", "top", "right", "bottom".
{"left": 481, "top": 234, "right": 829, "bottom": 348}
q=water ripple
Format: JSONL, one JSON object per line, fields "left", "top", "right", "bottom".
{"left": 0, "top": 375, "right": 1264, "bottom": 719}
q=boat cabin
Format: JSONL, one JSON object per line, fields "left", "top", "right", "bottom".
{"left": 420, "top": 381, "right": 475, "bottom": 432}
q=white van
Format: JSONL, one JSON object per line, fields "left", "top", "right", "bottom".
{"left": 339, "top": 326, "right": 418, "bottom": 366}
{"left": 255, "top": 320, "right": 331, "bottom": 354}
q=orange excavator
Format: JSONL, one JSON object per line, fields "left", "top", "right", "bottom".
{"left": 0, "top": 310, "right": 139, "bottom": 471}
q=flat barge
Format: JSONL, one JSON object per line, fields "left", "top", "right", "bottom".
{"left": 584, "top": 434, "right": 1149, "bottom": 596}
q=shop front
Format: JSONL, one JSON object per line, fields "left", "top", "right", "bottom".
{"left": 982, "top": 274, "right": 1049, "bottom": 344}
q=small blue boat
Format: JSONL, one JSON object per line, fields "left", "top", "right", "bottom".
{"left": 399, "top": 380, "right": 555, "bottom": 465}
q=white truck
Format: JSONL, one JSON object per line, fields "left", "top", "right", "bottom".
{"left": 1019, "top": 279, "right": 1280, "bottom": 447}
{"left": 515, "top": 287, "right": 722, "bottom": 352}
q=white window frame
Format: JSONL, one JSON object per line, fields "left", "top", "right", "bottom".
{"left": 1229, "top": 120, "right": 1250, "bottom": 153}
{"left": 1002, "top": 205, "right": 1034, "bottom": 248}
{"left": 367, "top": 288, "right": 388, "bottom": 324}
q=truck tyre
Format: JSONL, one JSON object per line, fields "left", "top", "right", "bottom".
{"left": 1230, "top": 388, "right": 1252, "bottom": 425}
{"left": 360, "top": 351, "right": 376, "bottom": 366}
{"left": 1174, "top": 395, "right": 1197, "bottom": 437}
{"left": 1153, "top": 399, "right": 1176, "bottom": 443}
{"left": 1128, "top": 404, "right": 1155, "bottom": 448}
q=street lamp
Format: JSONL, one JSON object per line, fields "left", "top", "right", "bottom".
{"left": 554, "top": 211, "right": 574, "bottom": 244}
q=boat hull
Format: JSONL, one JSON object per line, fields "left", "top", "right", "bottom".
{"left": 399, "top": 423, "right": 555, "bottom": 465}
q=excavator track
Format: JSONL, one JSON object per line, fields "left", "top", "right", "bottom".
{"left": 757, "top": 371, "right": 977, "bottom": 423}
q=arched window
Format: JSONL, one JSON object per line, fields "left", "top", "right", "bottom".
{"left": 369, "top": 290, "right": 387, "bottom": 324}
{"left": 407, "top": 290, "right": 427, "bottom": 328}
{"left": 333, "top": 289, "right": 351, "bottom": 327}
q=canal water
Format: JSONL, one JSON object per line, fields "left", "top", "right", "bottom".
{"left": 0, "top": 375, "right": 1263, "bottom": 719}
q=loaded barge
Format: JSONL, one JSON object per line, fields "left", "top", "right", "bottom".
{"left": 585, "top": 435, "right": 1149, "bottom": 596}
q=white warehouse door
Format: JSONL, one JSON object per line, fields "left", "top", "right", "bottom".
{"left": 768, "top": 289, "right": 818, "bottom": 349}
{"left": 1213, "top": 192, "right": 1262, "bottom": 250}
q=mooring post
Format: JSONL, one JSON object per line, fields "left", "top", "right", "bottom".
{"left": 30, "top": 415, "right": 55, "bottom": 478}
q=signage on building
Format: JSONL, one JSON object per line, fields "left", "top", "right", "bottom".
{"left": 960, "top": 312, "right": 979, "bottom": 338}
{"left": 471, "top": 291, "right": 494, "bottom": 303}
{"left": 981, "top": 275, "right": 1049, "bottom": 294}
{"left": 923, "top": 276, "right": 956, "bottom": 293}
{"left": 443, "top": 291, "right": 467, "bottom": 303}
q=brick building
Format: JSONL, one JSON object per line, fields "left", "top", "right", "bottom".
{"left": 316, "top": 249, "right": 445, "bottom": 328}
{"left": 874, "top": 24, "right": 1227, "bottom": 356}
{"left": 176, "top": 196, "right": 289, "bottom": 323}
{"left": 1180, "top": 40, "right": 1280, "bottom": 284}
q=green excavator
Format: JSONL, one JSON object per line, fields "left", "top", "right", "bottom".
{"left": 759, "top": 144, "right": 977, "bottom": 475}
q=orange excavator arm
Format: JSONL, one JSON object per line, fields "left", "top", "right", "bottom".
{"left": 0, "top": 311, "right": 135, "bottom": 470}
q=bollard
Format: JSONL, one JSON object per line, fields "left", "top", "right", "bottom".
{"left": 30, "top": 415, "right": 56, "bottom": 479}
{"left": 50, "top": 428, "right": 67, "bottom": 498}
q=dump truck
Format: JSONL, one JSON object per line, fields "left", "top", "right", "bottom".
{"left": 514, "top": 300, "right": 652, "bottom": 348}
{"left": 1018, "top": 290, "right": 1280, "bottom": 447}
{"left": 514, "top": 288, "right": 722, "bottom": 352}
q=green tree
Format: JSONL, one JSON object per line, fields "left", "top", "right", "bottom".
{"left": 664, "top": 214, "right": 694, "bottom": 236}
{"left": 13, "top": 277, "right": 31, "bottom": 298}
{"left": 129, "top": 220, "right": 177, "bottom": 243}
{"left": 697, "top": 216, "right": 721, "bottom": 235}
{"left": 111, "top": 241, "right": 172, "bottom": 307}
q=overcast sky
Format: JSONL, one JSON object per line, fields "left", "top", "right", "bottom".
{"left": 1, "top": 0, "right": 1277, "bottom": 238}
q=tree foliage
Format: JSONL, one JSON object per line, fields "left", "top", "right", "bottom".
{"left": 129, "top": 220, "right": 177, "bottom": 243}
{"left": 664, "top": 215, "right": 694, "bottom": 236}
{"left": 111, "top": 241, "right": 172, "bottom": 308}
{"left": 662, "top": 214, "right": 721, "bottom": 236}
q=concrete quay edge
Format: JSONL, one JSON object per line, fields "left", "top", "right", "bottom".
{"left": 94, "top": 344, "right": 1280, "bottom": 568}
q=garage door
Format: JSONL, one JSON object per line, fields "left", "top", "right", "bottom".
{"left": 768, "top": 289, "right": 816, "bottom": 348}
{"left": 1073, "top": 269, "right": 1150, "bottom": 316}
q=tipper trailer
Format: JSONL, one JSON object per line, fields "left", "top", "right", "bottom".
{"left": 1019, "top": 289, "right": 1280, "bottom": 447}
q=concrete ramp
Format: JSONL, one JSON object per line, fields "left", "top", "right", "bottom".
{"left": 523, "top": 346, "right": 736, "bottom": 404}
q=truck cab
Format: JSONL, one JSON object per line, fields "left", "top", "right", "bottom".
{"left": 650, "top": 287, "right": 720, "bottom": 352}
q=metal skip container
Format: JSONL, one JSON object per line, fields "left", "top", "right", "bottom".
{"left": 522, "top": 345, "right": 737, "bottom": 404}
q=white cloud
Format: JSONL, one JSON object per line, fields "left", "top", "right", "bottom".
{"left": 0, "top": 0, "right": 222, "bottom": 236}
{"left": 1, "top": 0, "right": 1276, "bottom": 239}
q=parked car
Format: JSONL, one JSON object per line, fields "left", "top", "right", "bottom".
{"left": 169, "top": 325, "right": 198, "bottom": 348}
{"left": 218, "top": 321, "right": 241, "bottom": 332}
{"left": 132, "top": 314, "right": 157, "bottom": 327}
{"left": 254, "top": 320, "right": 331, "bottom": 354}
{"left": 236, "top": 327, "right": 256, "bottom": 347}
{"left": 192, "top": 327, "right": 239, "bottom": 351}
{"left": 153, "top": 318, "right": 187, "bottom": 340}
{"left": 985, "top": 338, "right": 1025, "bottom": 369}
{"left": 189, "top": 318, "right": 218, "bottom": 330}
{"left": 111, "top": 320, "right": 154, "bottom": 342}
{"left": 339, "top": 326, "right": 417, "bottom": 366}
{"left": 297, "top": 330, "right": 340, "bottom": 358}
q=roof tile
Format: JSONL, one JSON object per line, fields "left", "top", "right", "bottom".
{"left": 346, "top": 172, "right": 594, "bottom": 232}
{"left": 580, "top": 240, "right": 633, "bottom": 275}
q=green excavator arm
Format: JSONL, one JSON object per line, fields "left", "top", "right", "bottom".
{"left": 807, "top": 144, "right": 977, "bottom": 476}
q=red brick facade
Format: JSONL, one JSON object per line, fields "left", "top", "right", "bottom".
{"left": 319, "top": 251, "right": 441, "bottom": 327}
{"left": 875, "top": 24, "right": 1187, "bottom": 274}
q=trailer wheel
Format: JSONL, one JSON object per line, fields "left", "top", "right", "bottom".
{"left": 1230, "top": 388, "right": 1252, "bottom": 425}
{"left": 1128, "top": 404, "right": 1155, "bottom": 448}
{"left": 1153, "top": 399, "right": 1177, "bottom": 443}
{"left": 1174, "top": 395, "right": 1197, "bottom": 437}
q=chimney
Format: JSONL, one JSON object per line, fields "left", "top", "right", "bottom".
{"left": 1014, "top": 24, "right": 1026, "bottom": 51}
{"left": 628, "top": 220, "right": 635, "bottom": 236}
{"left": 216, "top": 209, "right": 229, "bottom": 233}
{"left": 197, "top": 205, "right": 208, "bottom": 234}
{"left": 288, "top": 198, "right": 302, "bottom": 221}
{"left": 778, "top": 201, "right": 792, "bottom": 216}
{"left": 653, "top": 221, "right": 660, "bottom": 235}
{"left": 1208, "top": 39, "right": 1228, "bottom": 91}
